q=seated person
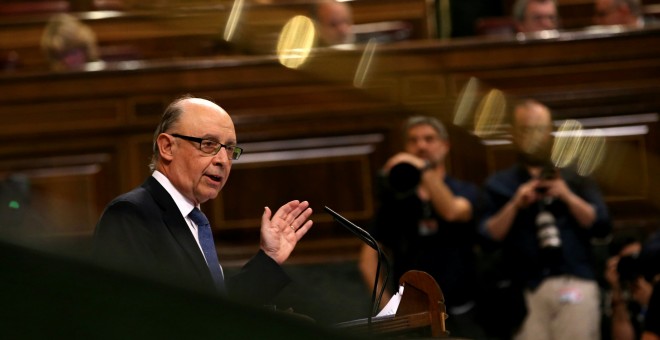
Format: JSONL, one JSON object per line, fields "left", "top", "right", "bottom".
{"left": 593, "top": 0, "right": 646, "bottom": 28}
{"left": 312, "top": 0, "right": 355, "bottom": 46}
{"left": 41, "top": 13, "right": 99, "bottom": 71}
{"left": 512, "top": 0, "right": 560, "bottom": 33}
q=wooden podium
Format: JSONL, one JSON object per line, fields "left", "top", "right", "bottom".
{"left": 335, "top": 270, "right": 450, "bottom": 338}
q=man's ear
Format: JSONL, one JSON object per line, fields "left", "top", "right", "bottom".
{"left": 157, "top": 133, "right": 175, "bottom": 162}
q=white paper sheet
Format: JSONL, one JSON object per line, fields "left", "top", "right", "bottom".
{"left": 376, "top": 285, "right": 404, "bottom": 317}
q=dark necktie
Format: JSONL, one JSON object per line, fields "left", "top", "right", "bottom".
{"left": 188, "top": 207, "right": 225, "bottom": 293}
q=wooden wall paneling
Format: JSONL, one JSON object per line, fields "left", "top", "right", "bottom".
{"left": 126, "top": 94, "right": 172, "bottom": 130}
{"left": 445, "top": 124, "right": 491, "bottom": 185}
{"left": 0, "top": 98, "right": 124, "bottom": 137}
{"left": 590, "top": 116, "right": 660, "bottom": 220}
{"left": 0, "top": 151, "right": 118, "bottom": 238}
{"left": 596, "top": 134, "right": 649, "bottom": 201}
{"left": 207, "top": 133, "right": 387, "bottom": 236}
{"left": 482, "top": 139, "right": 516, "bottom": 174}
{"left": 124, "top": 133, "right": 155, "bottom": 192}
{"left": 349, "top": 0, "right": 434, "bottom": 39}
{"left": 401, "top": 75, "right": 448, "bottom": 105}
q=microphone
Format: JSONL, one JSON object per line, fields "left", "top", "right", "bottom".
{"left": 324, "top": 206, "right": 377, "bottom": 250}
{"left": 324, "top": 206, "right": 390, "bottom": 328}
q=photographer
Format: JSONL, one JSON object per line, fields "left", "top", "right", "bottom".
{"left": 639, "top": 231, "right": 660, "bottom": 340}
{"left": 604, "top": 234, "right": 648, "bottom": 340}
{"left": 645, "top": 279, "right": 660, "bottom": 340}
{"left": 358, "top": 116, "right": 485, "bottom": 339}
{"left": 479, "top": 99, "right": 611, "bottom": 340}
{"left": 608, "top": 230, "right": 660, "bottom": 340}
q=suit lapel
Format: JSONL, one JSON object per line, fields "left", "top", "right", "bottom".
{"left": 142, "top": 177, "right": 213, "bottom": 283}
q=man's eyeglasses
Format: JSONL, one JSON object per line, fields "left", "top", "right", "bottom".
{"left": 171, "top": 133, "right": 243, "bottom": 160}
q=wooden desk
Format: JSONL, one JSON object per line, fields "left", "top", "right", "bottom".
{"left": 0, "top": 0, "right": 433, "bottom": 70}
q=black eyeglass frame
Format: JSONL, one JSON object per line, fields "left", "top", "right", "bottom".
{"left": 171, "top": 133, "right": 243, "bottom": 160}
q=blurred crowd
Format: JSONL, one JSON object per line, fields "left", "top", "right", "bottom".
{"left": 358, "top": 99, "right": 660, "bottom": 340}
{"left": 0, "top": 0, "right": 655, "bottom": 72}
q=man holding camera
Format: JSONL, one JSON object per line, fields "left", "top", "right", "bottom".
{"left": 606, "top": 231, "right": 660, "bottom": 340}
{"left": 480, "top": 99, "right": 611, "bottom": 340}
{"left": 605, "top": 234, "right": 651, "bottom": 340}
{"left": 358, "top": 116, "right": 484, "bottom": 339}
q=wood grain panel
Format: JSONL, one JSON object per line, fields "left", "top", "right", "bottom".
{"left": 0, "top": 153, "right": 116, "bottom": 237}
{"left": 0, "top": 99, "right": 123, "bottom": 137}
{"left": 207, "top": 134, "right": 386, "bottom": 234}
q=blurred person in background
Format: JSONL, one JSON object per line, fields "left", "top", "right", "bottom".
{"left": 359, "top": 116, "right": 486, "bottom": 339}
{"left": 644, "top": 278, "right": 660, "bottom": 340}
{"left": 312, "top": 0, "right": 355, "bottom": 46}
{"left": 610, "top": 230, "right": 660, "bottom": 340}
{"left": 604, "top": 233, "right": 648, "bottom": 340}
{"left": 513, "top": 0, "right": 560, "bottom": 32}
{"left": 41, "top": 13, "right": 99, "bottom": 71}
{"left": 479, "top": 99, "right": 611, "bottom": 340}
{"left": 593, "top": 0, "right": 646, "bottom": 28}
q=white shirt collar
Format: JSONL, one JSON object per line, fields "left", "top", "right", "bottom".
{"left": 152, "top": 170, "right": 197, "bottom": 217}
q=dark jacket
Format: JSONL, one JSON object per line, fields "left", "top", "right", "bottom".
{"left": 93, "top": 176, "right": 290, "bottom": 305}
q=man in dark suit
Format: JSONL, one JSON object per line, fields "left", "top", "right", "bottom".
{"left": 94, "top": 95, "right": 313, "bottom": 305}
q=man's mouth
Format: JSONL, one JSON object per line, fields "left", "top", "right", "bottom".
{"left": 206, "top": 174, "right": 222, "bottom": 183}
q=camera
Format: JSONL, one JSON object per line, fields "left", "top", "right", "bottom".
{"left": 539, "top": 163, "right": 558, "bottom": 180}
{"left": 536, "top": 210, "right": 564, "bottom": 273}
{"left": 536, "top": 211, "right": 561, "bottom": 249}
{"left": 617, "top": 241, "right": 660, "bottom": 285}
{"left": 388, "top": 162, "right": 422, "bottom": 193}
{"left": 617, "top": 253, "right": 643, "bottom": 285}
{"left": 535, "top": 163, "right": 557, "bottom": 195}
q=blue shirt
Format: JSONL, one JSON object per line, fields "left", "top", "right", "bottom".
{"left": 479, "top": 164, "right": 611, "bottom": 289}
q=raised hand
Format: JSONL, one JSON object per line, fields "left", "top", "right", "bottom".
{"left": 260, "top": 200, "right": 313, "bottom": 264}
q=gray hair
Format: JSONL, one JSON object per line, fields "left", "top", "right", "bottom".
{"left": 403, "top": 116, "right": 449, "bottom": 140}
{"left": 512, "top": 0, "right": 558, "bottom": 22}
{"left": 148, "top": 94, "right": 193, "bottom": 172}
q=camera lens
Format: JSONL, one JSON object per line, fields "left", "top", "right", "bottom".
{"left": 388, "top": 163, "right": 420, "bottom": 193}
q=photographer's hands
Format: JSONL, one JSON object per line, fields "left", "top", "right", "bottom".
{"left": 383, "top": 152, "right": 428, "bottom": 172}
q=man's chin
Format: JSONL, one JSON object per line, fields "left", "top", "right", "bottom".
{"left": 197, "top": 188, "right": 222, "bottom": 204}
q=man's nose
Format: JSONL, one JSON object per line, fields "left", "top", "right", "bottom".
{"left": 541, "top": 18, "right": 555, "bottom": 29}
{"left": 211, "top": 148, "right": 230, "bottom": 165}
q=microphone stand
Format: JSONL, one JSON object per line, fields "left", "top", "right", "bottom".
{"left": 324, "top": 206, "right": 390, "bottom": 330}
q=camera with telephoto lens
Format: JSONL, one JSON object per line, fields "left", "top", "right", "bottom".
{"left": 388, "top": 160, "right": 433, "bottom": 193}
{"left": 617, "top": 253, "right": 643, "bottom": 285}
{"left": 617, "top": 236, "right": 660, "bottom": 285}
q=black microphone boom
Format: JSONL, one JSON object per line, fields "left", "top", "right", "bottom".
{"left": 324, "top": 206, "right": 377, "bottom": 250}
{"left": 324, "top": 206, "right": 390, "bottom": 328}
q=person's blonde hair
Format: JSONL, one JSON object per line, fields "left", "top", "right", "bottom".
{"left": 41, "top": 13, "right": 99, "bottom": 69}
